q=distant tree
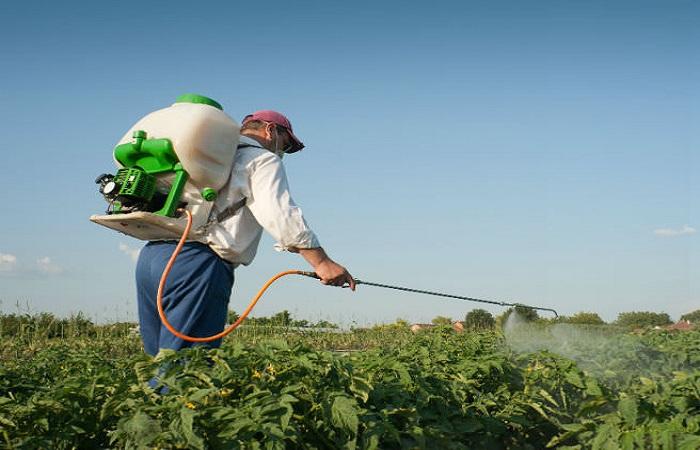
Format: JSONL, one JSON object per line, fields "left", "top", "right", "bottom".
{"left": 292, "top": 319, "right": 310, "bottom": 328}
{"left": 395, "top": 319, "right": 410, "bottom": 327}
{"left": 502, "top": 306, "right": 539, "bottom": 323}
{"left": 464, "top": 309, "right": 495, "bottom": 329}
{"left": 680, "top": 309, "right": 700, "bottom": 323}
{"left": 615, "top": 311, "right": 672, "bottom": 329}
{"left": 431, "top": 316, "right": 452, "bottom": 326}
{"left": 313, "top": 319, "right": 339, "bottom": 329}
{"left": 371, "top": 318, "right": 410, "bottom": 332}
{"left": 565, "top": 312, "right": 605, "bottom": 325}
{"left": 271, "top": 310, "right": 292, "bottom": 326}
{"left": 227, "top": 310, "right": 240, "bottom": 324}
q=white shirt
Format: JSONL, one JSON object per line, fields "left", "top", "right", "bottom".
{"left": 205, "top": 136, "right": 320, "bottom": 265}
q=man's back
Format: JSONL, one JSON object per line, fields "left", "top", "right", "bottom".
{"left": 205, "top": 136, "right": 320, "bottom": 265}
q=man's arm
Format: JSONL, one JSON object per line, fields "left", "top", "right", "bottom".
{"left": 246, "top": 155, "right": 355, "bottom": 290}
{"left": 293, "top": 247, "right": 356, "bottom": 290}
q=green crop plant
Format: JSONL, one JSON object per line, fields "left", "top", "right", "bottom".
{"left": 0, "top": 314, "right": 698, "bottom": 449}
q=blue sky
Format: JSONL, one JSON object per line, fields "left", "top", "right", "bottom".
{"left": 0, "top": 0, "right": 697, "bottom": 324}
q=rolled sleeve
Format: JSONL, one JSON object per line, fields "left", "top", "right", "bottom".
{"left": 246, "top": 154, "right": 321, "bottom": 251}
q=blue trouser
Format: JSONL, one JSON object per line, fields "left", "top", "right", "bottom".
{"left": 136, "top": 241, "right": 234, "bottom": 356}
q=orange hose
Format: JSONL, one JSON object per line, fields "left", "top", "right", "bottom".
{"left": 156, "top": 209, "right": 307, "bottom": 343}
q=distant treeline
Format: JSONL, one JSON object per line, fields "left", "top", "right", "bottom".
{"left": 0, "top": 312, "right": 134, "bottom": 339}
{"left": 0, "top": 307, "right": 696, "bottom": 339}
{"left": 0, "top": 309, "right": 339, "bottom": 339}
{"left": 227, "top": 310, "right": 339, "bottom": 329}
{"left": 428, "top": 307, "right": 699, "bottom": 331}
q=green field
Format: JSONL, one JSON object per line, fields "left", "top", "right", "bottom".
{"left": 0, "top": 316, "right": 699, "bottom": 449}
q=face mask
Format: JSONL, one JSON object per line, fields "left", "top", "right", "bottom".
{"left": 273, "top": 127, "right": 285, "bottom": 159}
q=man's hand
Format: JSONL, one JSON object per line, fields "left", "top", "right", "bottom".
{"left": 296, "top": 247, "right": 356, "bottom": 291}
{"left": 315, "top": 259, "right": 356, "bottom": 290}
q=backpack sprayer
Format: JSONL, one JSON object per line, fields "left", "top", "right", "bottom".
{"left": 92, "top": 94, "right": 558, "bottom": 343}
{"left": 91, "top": 94, "right": 239, "bottom": 241}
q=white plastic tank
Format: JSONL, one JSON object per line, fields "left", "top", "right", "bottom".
{"left": 115, "top": 94, "right": 240, "bottom": 191}
{"left": 106, "top": 94, "right": 241, "bottom": 240}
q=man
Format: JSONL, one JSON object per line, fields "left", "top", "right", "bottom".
{"left": 136, "top": 110, "right": 354, "bottom": 356}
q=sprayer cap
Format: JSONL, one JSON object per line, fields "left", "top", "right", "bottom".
{"left": 175, "top": 94, "right": 223, "bottom": 111}
{"left": 201, "top": 187, "right": 217, "bottom": 201}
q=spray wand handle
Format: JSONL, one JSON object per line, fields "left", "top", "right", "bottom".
{"left": 299, "top": 271, "right": 364, "bottom": 289}
{"left": 299, "top": 271, "right": 320, "bottom": 279}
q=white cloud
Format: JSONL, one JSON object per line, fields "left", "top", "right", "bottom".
{"left": 119, "top": 243, "right": 141, "bottom": 262}
{"left": 653, "top": 225, "right": 696, "bottom": 237}
{"left": 0, "top": 253, "right": 17, "bottom": 272}
{"left": 36, "top": 256, "right": 64, "bottom": 275}
{"left": 0, "top": 253, "right": 65, "bottom": 277}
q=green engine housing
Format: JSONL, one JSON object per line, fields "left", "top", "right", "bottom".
{"left": 113, "top": 167, "right": 157, "bottom": 202}
{"left": 95, "top": 94, "right": 223, "bottom": 218}
{"left": 98, "top": 130, "right": 189, "bottom": 217}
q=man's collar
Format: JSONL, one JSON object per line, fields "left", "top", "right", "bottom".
{"left": 239, "top": 135, "right": 263, "bottom": 148}
{"left": 239, "top": 134, "right": 283, "bottom": 159}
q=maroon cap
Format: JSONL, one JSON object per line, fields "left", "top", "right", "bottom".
{"left": 242, "top": 110, "right": 305, "bottom": 153}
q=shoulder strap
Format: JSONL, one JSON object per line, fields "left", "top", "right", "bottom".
{"left": 203, "top": 142, "right": 260, "bottom": 226}
{"left": 215, "top": 197, "right": 247, "bottom": 223}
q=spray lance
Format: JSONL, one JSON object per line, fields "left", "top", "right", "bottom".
{"left": 299, "top": 273, "right": 559, "bottom": 318}
{"left": 156, "top": 211, "right": 558, "bottom": 343}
